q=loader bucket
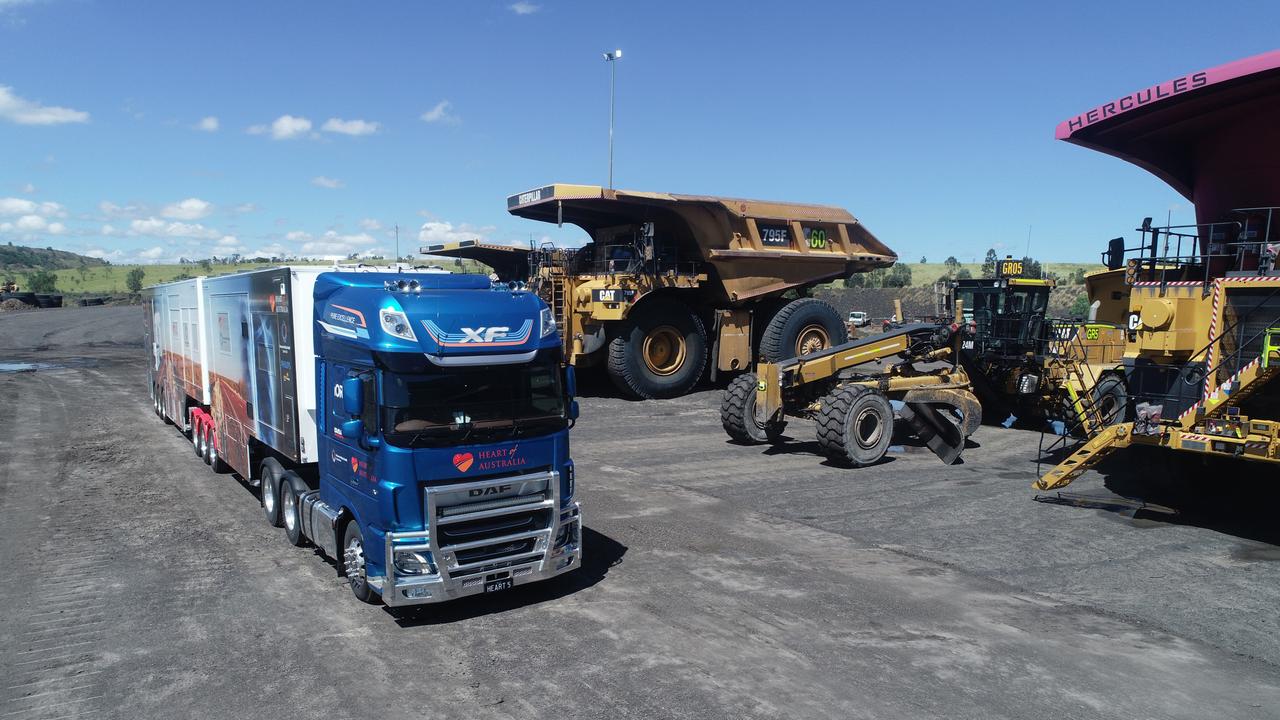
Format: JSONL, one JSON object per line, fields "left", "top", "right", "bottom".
{"left": 900, "top": 402, "right": 969, "bottom": 465}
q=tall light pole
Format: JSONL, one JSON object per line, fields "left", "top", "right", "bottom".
{"left": 603, "top": 48, "right": 621, "bottom": 189}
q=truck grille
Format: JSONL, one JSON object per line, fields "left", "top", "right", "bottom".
{"left": 426, "top": 470, "right": 558, "bottom": 578}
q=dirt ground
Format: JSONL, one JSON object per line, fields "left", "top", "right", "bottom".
{"left": 2, "top": 305, "right": 1278, "bottom": 720}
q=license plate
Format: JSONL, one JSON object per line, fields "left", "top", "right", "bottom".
{"left": 484, "top": 578, "right": 513, "bottom": 593}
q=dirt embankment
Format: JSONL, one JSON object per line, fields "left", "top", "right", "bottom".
{"left": 815, "top": 286, "right": 1088, "bottom": 320}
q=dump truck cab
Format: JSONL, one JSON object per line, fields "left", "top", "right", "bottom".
{"left": 426, "top": 184, "right": 897, "bottom": 399}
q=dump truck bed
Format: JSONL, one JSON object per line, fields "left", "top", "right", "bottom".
{"left": 431, "top": 184, "right": 897, "bottom": 304}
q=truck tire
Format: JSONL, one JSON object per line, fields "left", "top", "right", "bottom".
{"left": 342, "top": 521, "right": 379, "bottom": 605}
{"left": 816, "top": 385, "right": 894, "bottom": 467}
{"left": 607, "top": 297, "right": 707, "bottom": 399}
{"left": 261, "top": 458, "right": 284, "bottom": 528}
{"left": 759, "top": 298, "right": 848, "bottom": 363}
{"left": 205, "top": 426, "right": 228, "bottom": 473}
{"left": 721, "top": 373, "right": 786, "bottom": 444}
{"left": 1092, "top": 374, "right": 1128, "bottom": 426}
{"left": 280, "top": 474, "right": 306, "bottom": 547}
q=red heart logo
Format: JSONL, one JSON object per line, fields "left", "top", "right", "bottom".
{"left": 453, "top": 453, "right": 474, "bottom": 472}
{"left": 351, "top": 457, "right": 359, "bottom": 473}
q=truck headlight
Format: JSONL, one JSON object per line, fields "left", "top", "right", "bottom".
{"left": 380, "top": 309, "right": 417, "bottom": 341}
{"left": 540, "top": 306, "right": 556, "bottom": 338}
{"left": 393, "top": 549, "right": 436, "bottom": 576}
{"left": 1017, "top": 372, "right": 1040, "bottom": 395}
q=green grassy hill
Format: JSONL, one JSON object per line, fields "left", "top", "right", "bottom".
{"left": 2, "top": 248, "right": 492, "bottom": 295}
{"left": 823, "top": 262, "right": 1106, "bottom": 289}
{"left": 0, "top": 244, "right": 110, "bottom": 272}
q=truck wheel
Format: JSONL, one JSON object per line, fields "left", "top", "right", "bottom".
{"left": 200, "top": 425, "right": 212, "bottom": 464}
{"left": 206, "top": 427, "right": 228, "bottom": 473}
{"left": 816, "top": 385, "right": 894, "bottom": 467}
{"left": 342, "top": 522, "right": 380, "bottom": 605}
{"left": 281, "top": 475, "right": 306, "bottom": 547}
{"left": 607, "top": 297, "right": 707, "bottom": 399}
{"left": 194, "top": 420, "right": 205, "bottom": 457}
{"left": 721, "top": 373, "right": 786, "bottom": 444}
{"left": 1092, "top": 374, "right": 1128, "bottom": 426}
{"left": 759, "top": 298, "right": 848, "bottom": 363}
{"left": 261, "top": 459, "right": 284, "bottom": 528}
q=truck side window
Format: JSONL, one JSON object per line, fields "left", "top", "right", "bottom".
{"left": 344, "top": 369, "right": 378, "bottom": 433}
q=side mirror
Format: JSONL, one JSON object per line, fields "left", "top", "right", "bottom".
{"left": 342, "top": 377, "right": 363, "bottom": 416}
{"left": 565, "top": 364, "right": 577, "bottom": 399}
{"left": 568, "top": 400, "right": 580, "bottom": 421}
{"left": 340, "top": 418, "right": 364, "bottom": 441}
{"left": 1105, "top": 237, "right": 1126, "bottom": 270}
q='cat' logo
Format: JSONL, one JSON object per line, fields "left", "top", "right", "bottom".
{"left": 461, "top": 327, "right": 510, "bottom": 343}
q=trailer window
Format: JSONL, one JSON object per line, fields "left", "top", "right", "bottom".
{"left": 217, "top": 312, "right": 231, "bottom": 354}
{"left": 381, "top": 353, "right": 566, "bottom": 448}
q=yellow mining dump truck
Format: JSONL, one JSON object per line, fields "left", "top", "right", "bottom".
{"left": 1037, "top": 50, "right": 1280, "bottom": 490}
{"left": 425, "top": 184, "right": 896, "bottom": 398}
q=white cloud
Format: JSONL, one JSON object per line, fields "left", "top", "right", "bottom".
{"left": 321, "top": 118, "right": 380, "bottom": 136}
{"left": 231, "top": 202, "right": 258, "bottom": 214}
{"left": 99, "top": 200, "right": 143, "bottom": 218}
{"left": 249, "top": 114, "right": 312, "bottom": 140}
{"left": 102, "top": 224, "right": 117, "bottom": 235}
{"left": 359, "top": 218, "right": 382, "bottom": 231}
{"left": 129, "top": 217, "right": 220, "bottom": 239}
{"left": 509, "top": 1, "right": 540, "bottom": 14}
{"left": 418, "top": 220, "right": 493, "bottom": 246}
{"left": 0, "top": 197, "right": 64, "bottom": 217}
{"left": 195, "top": 116, "right": 219, "bottom": 132}
{"left": 311, "top": 176, "right": 343, "bottom": 189}
{"left": 420, "top": 100, "right": 459, "bottom": 124}
{"left": 20, "top": 183, "right": 35, "bottom": 194}
{"left": 299, "top": 230, "right": 379, "bottom": 257}
{"left": 46, "top": 221, "right": 65, "bottom": 234}
{"left": 271, "top": 114, "right": 311, "bottom": 139}
{"left": 137, "top": 246, "right": 166, "bottom": 260}
{"left": 161, "top": 197, "right": 213, "bottom": 220}
{"left": 285, "top": 230, "right": 312, "bottom": 242}
{"left": 14, "top": 214, "right": 46, "bottom": 231}
{"left": 0, "top": 85, "right": 90, "bottom": 125}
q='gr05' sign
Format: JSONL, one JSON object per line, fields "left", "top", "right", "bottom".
{"left": 998, "top": 259, "right": 1024, "bottom": 278}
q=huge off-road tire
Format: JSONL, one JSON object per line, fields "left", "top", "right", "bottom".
{"left": 816, "top": 385, "right": 894, "bottom": 467}
{"left": 1091, "top": 373, "right": 1128, "bottom": 427}
{"left": 721, "top": 373, "right": 786, "bottom": 444}
{"left": 759, "top": 298, "right": 848, "bottom": 363}
{"left": 607, "top": 297, "right": 707, "bottom": 399}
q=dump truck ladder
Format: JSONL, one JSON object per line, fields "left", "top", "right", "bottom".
{"left": 1037, "top": 326, "right": 1280, "bottom": 490}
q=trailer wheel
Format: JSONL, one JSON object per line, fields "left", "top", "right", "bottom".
{"left": 607, "top": 297, "right": 707, "bottom": 399}
{"left": 261, "top": 459, "right": 284, "bottom": 528}
{"left": 1092, "top": 374, "right": 1128, "bottom": 427}
{"left": 759, "top": 298, "right": 848, "bottom": 363}
{"left": 280, "top": 474, "right": 306, "bottom": 547}
{"left": 342, "top": 522, "right": 379, "bottom": 605}
{"left": 194, "top": 418, "right": 205, "bottom": 457}
{"left": 206, "top": 426, "right": 228, "bottom": 473}
{"left": 816, "top": 385, "right": 894, "bottom": 467}
{"left": 200, "top": 425, "right": 212, "bottom": 464}
{"left": 721, "top": 373, "right": 786, "bottom": 444}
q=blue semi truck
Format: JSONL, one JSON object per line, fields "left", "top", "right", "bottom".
{"left": 144, "top": 266, "right": 582, "bottom": 605}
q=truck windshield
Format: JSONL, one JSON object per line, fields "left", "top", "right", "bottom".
{"left": 381, "top": 356, "right": 566, "bottom": 448}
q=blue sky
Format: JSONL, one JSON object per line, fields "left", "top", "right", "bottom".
{"left": 1, "top": 0, "right": 1277, "bottom": 265}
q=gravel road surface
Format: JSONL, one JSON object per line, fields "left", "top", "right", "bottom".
{"left": 2, "top": 305, "right": 1277, "bottom": 719}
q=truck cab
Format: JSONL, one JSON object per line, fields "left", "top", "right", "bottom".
{"left": 309, "top": 272, "right": 582, "bottom": 605}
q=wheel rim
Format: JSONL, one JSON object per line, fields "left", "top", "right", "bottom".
{"left": 796, "top": 324, "right": 830, "bottom": 356}
{"left": 263, "top": 476, "right": 274, "bottom": 513}
{"left": 642, "top": 325, "right": 686, "bottom": 376}
{"left": 344, "top": 536, "right": 366, "bottom": 586}
{"left": 853, "top": 407, "right": 885, "bottom": 448}
{"left": 283, "top": 488, "right": 297, "bottom": 532}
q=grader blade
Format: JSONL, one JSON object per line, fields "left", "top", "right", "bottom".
{"left": 900, "top": 402, "right": 967, "bottom": 465}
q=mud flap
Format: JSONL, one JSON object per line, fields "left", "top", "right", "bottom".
{"left": 900, "top": 402, "right": 967, "bottom": 465}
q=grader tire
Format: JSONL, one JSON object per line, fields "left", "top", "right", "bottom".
{"left": 721, "top": 373, "right": 786, "bottom": 444}
{"left": 759, "top": 298, "right": 848, "bottom": 363}
{"left": 816, "top": 385, "right": 894, "bottom": 467}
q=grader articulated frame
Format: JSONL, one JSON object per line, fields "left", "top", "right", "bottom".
{"left": 722, "top": 311, "right": 981, "bottom": 468}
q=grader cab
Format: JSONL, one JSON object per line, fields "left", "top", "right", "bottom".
{"left": 425, "top": 184, "right": 897, "bottom": 399}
